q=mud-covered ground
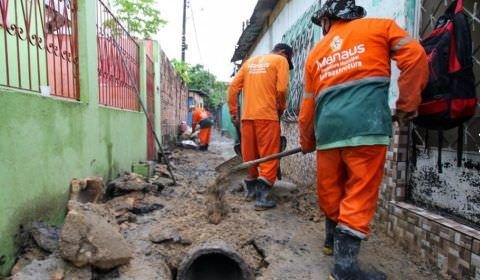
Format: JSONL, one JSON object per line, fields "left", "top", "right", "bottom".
{"left": 117, "top": 130, "right": 443, "bottom": 279}
{"left": 9, "top": 129, "right": 445, "bottom": 279}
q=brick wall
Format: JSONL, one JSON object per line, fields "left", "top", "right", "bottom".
{"left": 159, "top": 49, "right": 188, "bottom": 146}
{"left": 377, "top": 126, "right": 480, "bottom": 280}
{"left": 281, "top": 120, "right": 480, "bottom": 279}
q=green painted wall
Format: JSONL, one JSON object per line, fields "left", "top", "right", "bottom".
{"left": 0, "top": 82, "right": 146, "bottom": 277}
{"left": 0, "top": 0, "right": 150, "bottom": 276}
{"left": 219, "top": 103, "right": 238, "bottom": 140}
{"left": 0, "top": 2, "right": 48, "bottom": 91}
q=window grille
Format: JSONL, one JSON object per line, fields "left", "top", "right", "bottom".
{"left": 406, "top": 0, "right": 480, "bottom": 225}
{"left": 0, "top": 0, "right": 79, "bottom": 99}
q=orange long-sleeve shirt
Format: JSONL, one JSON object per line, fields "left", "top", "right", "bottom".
{"left": 299, "top": 18, "right": 428, "bottom": 151}
{"left": 227, "top": 53, "right": 290, "bottom": 121}
{"left": 192, "top": 107, "right": 210, "bottom": 131}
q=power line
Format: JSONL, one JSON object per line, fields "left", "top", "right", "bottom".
{"left": 189, "top": 0, "right": 204, "bottom": 65}
{"left": 181, "top": 0, "right": 188, "bottom": 61}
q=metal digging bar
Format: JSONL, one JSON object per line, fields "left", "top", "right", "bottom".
{"left": 111, "top": 37, "right": 176, "bottom": 185}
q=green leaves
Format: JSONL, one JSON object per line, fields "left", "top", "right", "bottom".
{"left": 112, "top": 0, "right": 166, "bottom": 39}
{"left": 171, "top": 59, "right": 227, "bottom": 110}
{"left": 171, "top": 59, "right": 192, "bottom": 83}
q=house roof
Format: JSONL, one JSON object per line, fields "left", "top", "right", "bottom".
{"left": 230, "top": 0, "right": 279, "bottom": 62}
{"left": 189, "top": 89, "right": 209, "bottom": 97}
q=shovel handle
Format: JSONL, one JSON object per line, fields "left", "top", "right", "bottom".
{"left": 233, "top": 147, "right": 303, "bottom": 172}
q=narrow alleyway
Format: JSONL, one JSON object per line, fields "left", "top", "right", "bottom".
{"left": 9, "top": 130, "right": 446, "bottom": 280}
{"left": 113, "top": 129, "right": 444, "bottom": 279}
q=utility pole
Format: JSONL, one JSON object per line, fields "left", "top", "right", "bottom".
{"left": 181, "top": 0, "right": 188, "bottom": 61}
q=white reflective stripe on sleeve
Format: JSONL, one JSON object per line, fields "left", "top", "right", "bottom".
{"left": 303, "top": 92, "right": 314, "bottom": 99}
{"left": 391, "top": 37, "right": 412, "bottom": 52}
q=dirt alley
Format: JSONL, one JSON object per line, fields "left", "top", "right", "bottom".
{"left": 116, "top": 129, "right": 444, "bottom": 280}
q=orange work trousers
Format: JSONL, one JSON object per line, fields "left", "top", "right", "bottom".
{"left": 241, "top": 120, "right": 280, "bottom": 185}
{"left": 199, "top": 127, "right": 211, "bottom": 146}
{"left": 316, "top": 145, "right": 387, "bottom": 236}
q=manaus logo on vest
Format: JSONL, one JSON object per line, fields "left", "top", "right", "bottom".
{"left": 316, "top": 37, "right": 366, "bottom": 80}
{"left": 316, "top": 41, "right": 366, "bottom": 69}
{"left": 330, "top": 36, "right": 343, "bottom": 52}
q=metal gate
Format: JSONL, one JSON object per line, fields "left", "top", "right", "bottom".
{"left": 146, "top": 55, "right": 156, "bottom": 160}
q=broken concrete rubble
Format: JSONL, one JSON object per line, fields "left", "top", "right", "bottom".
{"left": 59, "top": 201, "right": 133, "bottom": 270}
{"left": 106, "top": 172, "right": 158, "bottom": 198}
{"left": 130, "top": 202, "right": 163, "bottom": 215}
{"left": 154, "top": 164, "right": 174, "bottom": 179}
{"left": 70, "top": 176, "right": 105, "bottom": 204}
{"left": 98, "top": 257, "right": 172, "bottom": 280}
{"left": 30, "top": 222, "right": 61, "bottom": 253}
{"left": 105, "top": 192, "right": 165, "bottom": 225}
{"left": 11, "top": 255, "right": 92, "bottom": 280}
{"left": 12, "top": 255, "right": 92, "bottom": 280}
{"left": 149, "top": 227, "right": 192, "bottom": 245}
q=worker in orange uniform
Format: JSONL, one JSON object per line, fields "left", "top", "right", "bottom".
{"left": 228, "top": 43, "right": 293, "bottom": 211}
{"left": 299, "top": 1, "right": 428, "bottom": 279}
{"left": 191, "top": 106, "right": 213, "bottom": 151}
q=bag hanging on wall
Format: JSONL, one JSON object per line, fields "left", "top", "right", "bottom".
{"left": 413, "top": 0, "right": 477, "bottom": 172}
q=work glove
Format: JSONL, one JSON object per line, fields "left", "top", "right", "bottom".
{"left": 301, "top": 147, "right": 315, "bottom": 154}
{"left": 231, "top": 115, "right": 240, "bottom": 127}
{"left": 300, "top": 142, "right": 315, "bottom": 154}
{"left": 392, "top": 109, "right": 418, "bottom": 127}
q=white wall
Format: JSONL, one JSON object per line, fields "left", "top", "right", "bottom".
{"left": 250, "top": 0, "right": 417, "bottom": 108}
{"left": 251, "top": 0, "right": 315, "bottom": 56}
{"left": 251, "top": 0, "right": 413, "bottom": 56}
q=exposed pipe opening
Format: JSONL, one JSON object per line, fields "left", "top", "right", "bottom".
{"left": 183, "top": 253, "right": 243, "bottom": 280}
{"left": 177, "top": 242, "right": 253, "bottom": 280}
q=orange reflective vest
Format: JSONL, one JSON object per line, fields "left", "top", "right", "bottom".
{"left": 227, "top": 53, "right": 290, "bottom": 121}
{"left": 299, "top": 18, "right": 428, "bottom": 151}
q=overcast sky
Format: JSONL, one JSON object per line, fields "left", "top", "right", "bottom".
{"left": 155, "top": 0, "right": 258, "bottom": 82}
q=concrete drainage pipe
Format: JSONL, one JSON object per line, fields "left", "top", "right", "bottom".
{"left": 177, "top": 241, "right": 254, "bottom": 280}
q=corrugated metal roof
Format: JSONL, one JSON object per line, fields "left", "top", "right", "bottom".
{"left": 230, "top": 0, "right": 279, "bottom": 62}
{"left": 189, "top": 89, "right": 209, "bottom": 97}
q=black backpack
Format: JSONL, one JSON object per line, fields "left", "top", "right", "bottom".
{"left": 412, "top": 0, "right": 477, "bottom": 172}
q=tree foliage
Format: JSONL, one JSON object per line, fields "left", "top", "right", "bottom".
{"left": 112, "top": 0, "right": 166, "bottom": 39}
{"left": 171, "top": 59, "right": 227, "bottom": 110}
{"left": 171, "top": 59, "right": 191, "bottom": 83}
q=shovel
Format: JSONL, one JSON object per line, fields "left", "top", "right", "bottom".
{"left": 213, "top": 123, "right": 243, "bottom": 174}
{"left": 215, "top": 147, "right": 302, "bottom": 175}
{"left": 216, "top": 136, "right": 289, "bottom": 174}
{"left": 209, "top": 146, "right": 303, "bottom": 225}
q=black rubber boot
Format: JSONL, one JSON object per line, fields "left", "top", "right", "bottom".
{"left": 323, "top": 218, "right": 336, "bottom": 256}
{"left": 254, "top": 180, "right": 276, "bottom": 211}
{"left": 244, "top": 179, "right": 257, "bottom": 202}
{"left": 330, "top": 229, "right": 387, "bottom": 280}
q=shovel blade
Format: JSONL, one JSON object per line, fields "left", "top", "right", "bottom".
{"left": 215, "top": 155, "right": 243, "bottom": 173}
